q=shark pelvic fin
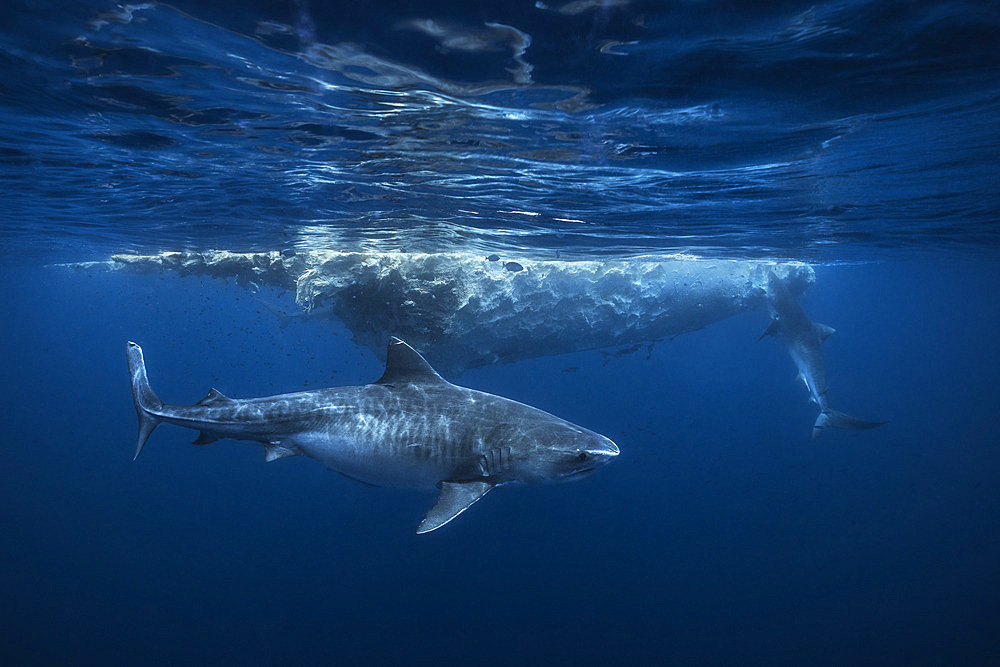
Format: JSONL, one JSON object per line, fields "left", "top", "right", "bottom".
{"left": 417, "top": 480, "right": 494, "bottom": 534}
{"left": 814, "top": 323, "right": 836, "bottom": 342}
{"left": 376, "top": 337, "right": 449, "bottom": 387}
{"left": 757, "top": 318, "right": 780, "bottom": 342}
{"left": 192, "top": 431, "right": 218, "bottom": 446}
{"left": 196, "top": 388, "right": 233, "bottom": 406}
{"left": 265, "top": 444, "right": 297, "bottom": 462}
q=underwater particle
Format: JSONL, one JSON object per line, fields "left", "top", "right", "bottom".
{"left": 504, "top": 261, "right": 524, "bottom": 272}
{"left": 486, "top": 254, "right": 500, "bottom": 262}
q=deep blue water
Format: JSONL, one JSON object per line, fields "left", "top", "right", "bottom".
{"left": 2, "top": 0, "right": 1000, "bottom": 664}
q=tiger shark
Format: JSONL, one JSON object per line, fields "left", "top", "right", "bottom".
{"left": 127, "top": 337, "right": 619, "bottom": 533}
{"left": 759, "top": 272, "right": 884, "bottom": 439}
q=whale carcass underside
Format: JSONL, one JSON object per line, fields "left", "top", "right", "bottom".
{"left": 98, "top": 250, "right": 814, "bottom": 373}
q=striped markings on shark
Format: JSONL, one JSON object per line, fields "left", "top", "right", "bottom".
{"left": 127, "top": 337, "right": 619, "bottom": 533}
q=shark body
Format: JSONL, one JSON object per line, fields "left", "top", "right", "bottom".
{"left": 760, "top": 273, "right": 884, "bottom": 439}
{"left": 127, "top": 337, "right": 618, "bottom": 533}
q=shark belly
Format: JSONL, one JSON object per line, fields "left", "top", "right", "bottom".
{"left": 290, "top": 428, "right": 455, "bottom": 489}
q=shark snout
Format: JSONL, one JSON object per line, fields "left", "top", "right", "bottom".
{"left": 554, "top": 435, "right": 618, "bottom": 483}
{"left": 586, "top": 436, "right": 620, "bottom": 461}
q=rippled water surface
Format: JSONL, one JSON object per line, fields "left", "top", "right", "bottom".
{"left": 2, "top": 0, "right": 998, "bottom": 260}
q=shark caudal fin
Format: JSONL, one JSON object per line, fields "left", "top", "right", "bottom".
{"left": 126, "top": 342, "right": 164, "bottom": 460}
{"left": 813, "top": 409, "right": 885, "bottom": 439}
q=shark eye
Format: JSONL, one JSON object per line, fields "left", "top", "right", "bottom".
{"left": 577, "top": 452, "right": 588, "bottom": 462}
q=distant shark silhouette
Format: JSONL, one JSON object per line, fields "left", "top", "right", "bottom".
{"left": 759, "top": 272, "right": 885, "bottom": 439}
{"left": 127, "top": 337, "right": 619, "bottom": 533}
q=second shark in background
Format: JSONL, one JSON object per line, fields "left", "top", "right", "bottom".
{"left": 760, "top": 272, "right": 885, "bottom": 439}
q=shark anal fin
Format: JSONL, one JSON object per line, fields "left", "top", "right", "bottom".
{"left": 757, "top": 318, "right": 780, "bottom": 342}
{"left": 192, "top": 431, "right": 219, "bottom": 446}
{"left": 417, "top": 480, "right": 494, "bottom": 534}
{"left": 264, "top": 444, "right": 296, "bottom": 462}
{"left": 197, "top": 388, "right": 233, "bottom": 406}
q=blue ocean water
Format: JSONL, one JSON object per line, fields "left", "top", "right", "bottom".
{"left": 1, "top": 0, "right": 999, "bottom": 664}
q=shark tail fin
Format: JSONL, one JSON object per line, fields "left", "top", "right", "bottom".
{"left": 813, "top": 409, "right": 886, "bottom": 439}
{"left": 126, "top": 342, "right": 164, "bottom": 460}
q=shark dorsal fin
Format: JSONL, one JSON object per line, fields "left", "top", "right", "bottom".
{"left": 376, "top": 337, "right": 448, "bottom": 386}
{"left": 814, "top": 322, "right": 836, "bottom": 342}
{"left": 196, "top": 388, "right": 232, "bottom": 406}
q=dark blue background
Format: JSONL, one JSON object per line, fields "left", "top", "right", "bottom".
{"left": 2, "top": 0, "right": 999, "bottom": 662}
{"left": 2, "top": 258, "right": 998, "bottom": 664}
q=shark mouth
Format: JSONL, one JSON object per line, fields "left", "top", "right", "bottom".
{"left": 559, "top": 467, "right": 596, "bottom": 482}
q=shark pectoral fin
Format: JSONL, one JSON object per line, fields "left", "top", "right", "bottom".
{"left": 417, "top": 480, "right": 494, "bottom": 534}
{"left": 757, "top": 318, "right": 780, "bottom": 342}
{"left": 814, "top": 323, "right": 836, "bottom": 341}
{"left": 814, "top": 409, "right": 886, "bottom": 438}
{"left": 264, "top": 444, "right": 297, "bottom": 462}
{"left": 813, "top": 414, "right": 826, "bottom": 438}
{"left": 192, "top": 431, "right": 219, "bottom": 446}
